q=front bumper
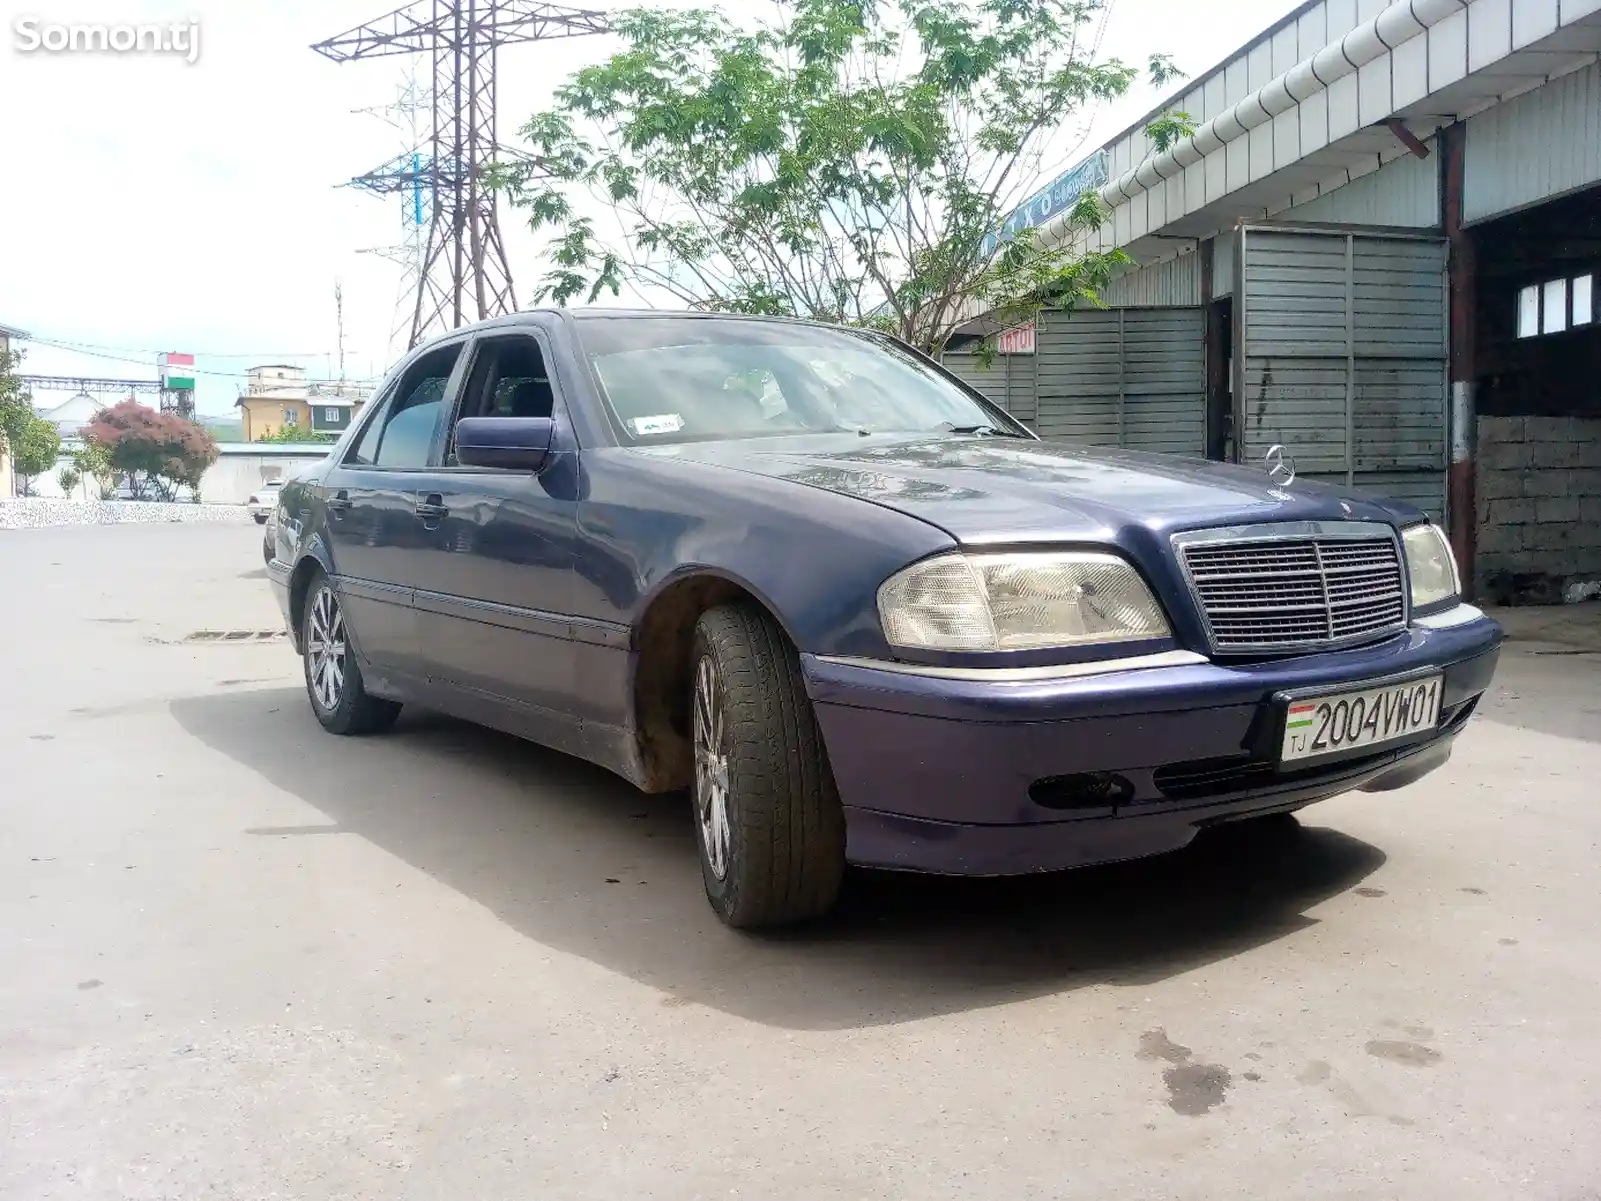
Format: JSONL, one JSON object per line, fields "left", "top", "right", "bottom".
{"left": 802, "top": 606, "right": 1503, "bottom": 875}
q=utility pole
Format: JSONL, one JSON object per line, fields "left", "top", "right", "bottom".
{"left": 335, "top": 281, "right": 347, "bottom": 387}
{"left": 314, "top": 0, "right": 610, "bottom": 349}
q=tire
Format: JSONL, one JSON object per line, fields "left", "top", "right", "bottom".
{"left": 254, "top": 513, "right": 268, "bottom": 524}
{"left": 690, "top": 603, "right": 845, "bottom": 928}
{"left": 301, "top": 570, "right": 402, "bottom": 736}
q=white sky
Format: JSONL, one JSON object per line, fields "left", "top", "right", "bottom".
{"left": 0, "top": 0, "right": 1296, "bottom": 417}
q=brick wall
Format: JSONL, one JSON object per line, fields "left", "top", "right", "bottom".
{"left": 1476, "top": 416, "right": 1601, "bottom": 603}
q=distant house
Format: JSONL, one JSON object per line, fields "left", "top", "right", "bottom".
{"left": 40, "top": 391, "right": 108, "bottom": 437}
{"left": 0, "top": 321, "right": 26, "bottom": 358}
{"left": 235, "top": 365, "right": 371, "bottom": 441}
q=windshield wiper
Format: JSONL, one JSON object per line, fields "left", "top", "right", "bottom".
{"left": 940, "top": 423, "right": 1016, "bottom": 437}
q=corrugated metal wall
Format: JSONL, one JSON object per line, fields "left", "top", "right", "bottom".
{"left": 1035, "top": 308, "right": 1206, "bottom": 456}
{"left": 1279, "top": 146, "right": 1441, "bottom": 228}
{"left": 1211, "top": 232, "right": 1238, "bottom": 299}
{"left": 1237, "top": 226, "right": 1447, "bottom": 519}
{"left": 941, "top": 348, "right": 1038, "bottom": 424}
{"left": 1463, "top": 61, "right": 1601, "bottom": 224}
{"left": 1103, "top": 254, "right": 1204, "bottom": 307}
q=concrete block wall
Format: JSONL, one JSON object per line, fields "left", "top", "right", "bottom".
{"left": 1476, "top": 416, "right": 1601, "bottom": 604}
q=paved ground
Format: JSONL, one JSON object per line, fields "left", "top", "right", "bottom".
{"left": 2, "top": 524, "right": 1598, "bottom": 1201}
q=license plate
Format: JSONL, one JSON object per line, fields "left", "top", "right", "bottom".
{"left": 1280, "top": 675, "right": 1443, "bottom": 763}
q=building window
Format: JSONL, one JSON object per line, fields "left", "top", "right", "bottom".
{"left": 325, "top": 407, "right": 339, "bottom": 422}
{"left": 1518, "top": 286, "right": 1539, "bottom": 339}
{"left": 1542, "top": 279, "right": 1567, "bottom": 334}
{"left": 1518, "top": 273, "right": 1597, "bottom": 338}
{"left": 283, "top": 408, "right": 299, "bottom": 425}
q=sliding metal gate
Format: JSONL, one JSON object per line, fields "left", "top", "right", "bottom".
{"left": 1236, "top": 226, "right": 1448, "bottom": 519}
{"left": 944, "top": 306, "right": 1205, "bottom": 456}
{"left": 1036, "top": 307, "right": 1205, "bottom": 455}
{"left": 940, "top": 349, "right": 1038, "bottom": 426}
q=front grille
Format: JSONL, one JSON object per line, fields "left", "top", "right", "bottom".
{"left": 1181, "top": 533, "right": 1406, "bottom": 653}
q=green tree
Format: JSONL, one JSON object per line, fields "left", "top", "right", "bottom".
{"left": 500, "top": 0, "right": 1181, "bottom": 353}
{"left": 73, "top": 438, "right": 117, "bottom": 499}
{"left": 10, "top": 416, "right": 62, "bottom": 497}
{"left": 57, "top": 465, "right": 82, "bottom": 497}
{"left": 1, "top": 348, "right": 35, "bottom": 463}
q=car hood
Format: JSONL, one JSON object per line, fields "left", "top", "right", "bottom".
{"left": 654, "top": 434, "right": 1423, "bottom": 545}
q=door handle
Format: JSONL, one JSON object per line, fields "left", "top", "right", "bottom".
{"left": 414, "top": 493, "right": 449, "bottom": 521}
{"left": 326, "top": 489, "right": 351, "bottom": 516}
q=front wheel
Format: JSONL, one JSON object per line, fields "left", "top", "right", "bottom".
{"left": 691, "top": 604, "right": 845, "bottom": 929}
{"left": 301, "top": 572, "right": 401, "bottom": 736}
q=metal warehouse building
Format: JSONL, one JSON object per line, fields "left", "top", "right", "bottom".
{"left": 947, "top": 0, "right": 1601, "bottom": 605}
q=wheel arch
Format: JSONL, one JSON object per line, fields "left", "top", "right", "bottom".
{"left": 629, "top": 566, "right": 797, "bottom": 794}
{"left": 286, "top": 539, "right": 337, "bottom": 654}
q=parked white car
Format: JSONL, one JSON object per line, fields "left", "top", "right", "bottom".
{"left": 247, "top": 480, "right": 284, "bottom": 524}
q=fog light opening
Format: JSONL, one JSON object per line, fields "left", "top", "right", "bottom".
{"left": 1028, "top": 772, "right": 1134, "bottom": 811}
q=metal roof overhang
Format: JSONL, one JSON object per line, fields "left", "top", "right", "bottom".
{"left": 1041, "top": 6, "right": 1601, "bottom": 270}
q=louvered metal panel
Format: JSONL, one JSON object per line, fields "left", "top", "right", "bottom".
{"left": 1036, "top": 309, "right": 1122, "bottom": 445}
{"left": 1237, "top": 225, "right": 1447, "bottom": 520}
{"left": 1035, "top": 307, "right": 1205, "bottom": 455}
{"left": 939, "top": 350, "right": 1038, "bottom": 425}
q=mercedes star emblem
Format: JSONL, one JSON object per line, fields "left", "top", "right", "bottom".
{"left": 1264, "top": 444, "right": 1296, "bottom": 488}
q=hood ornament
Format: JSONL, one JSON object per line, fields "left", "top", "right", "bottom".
{"left": 1264, "top": 444, "right": 1296, "bottom": 488}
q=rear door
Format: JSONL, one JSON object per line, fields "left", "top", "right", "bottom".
{"left": 316, "top": 338, "right": 468, "bottom": 680}
{"left": 1235, "top": 225, "right": 1448, "bottom": 518}
{"left": 406, "top": 328, "right": 582, "bottom": 721}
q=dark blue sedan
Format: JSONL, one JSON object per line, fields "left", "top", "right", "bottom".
{"left": 266, "top": 309, "right": 1503, "bottom": 927}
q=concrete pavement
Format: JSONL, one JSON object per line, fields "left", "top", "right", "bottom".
{"left": 1, "top": 523, "right": 1597, "bottom": 1199}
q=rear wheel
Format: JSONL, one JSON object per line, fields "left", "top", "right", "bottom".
{"left": 691, "top": 604, "right": 845, "bottom": 928}
{"left": 302, "top": 572, "right": 401, "bottom": 736}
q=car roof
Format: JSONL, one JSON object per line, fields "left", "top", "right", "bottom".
{"left": 421, "top": 307, "right": 875, "bottom": 344}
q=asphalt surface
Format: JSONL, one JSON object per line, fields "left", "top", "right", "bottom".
{"left": 2, "top": 523, "right": 1598, "bottom": 1200}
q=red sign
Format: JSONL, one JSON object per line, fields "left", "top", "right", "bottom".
{"left": 995, "top": 322, "right": 1035, "bottom": 355}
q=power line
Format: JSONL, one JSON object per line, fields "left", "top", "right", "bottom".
{"left": 33, "top": 335, "right": 332, "bottom": 361}
{"left": 26, "top": 338, "right": 381, "bottom": 384}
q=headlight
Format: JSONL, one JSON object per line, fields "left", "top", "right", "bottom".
{"left": 1402, "top": 523, "right": 1459, "bottom": 609}
{"left": 877, "top": 550, "right": 1171, "bottom": 653}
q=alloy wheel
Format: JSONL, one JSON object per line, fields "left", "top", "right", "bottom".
{"left": 693, "top": 653, "right": 732, "bottom": 880}
{"left": 307, "top": 585, "right": 347, "bottom": 712}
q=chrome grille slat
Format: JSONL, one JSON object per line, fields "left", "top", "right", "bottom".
{"left": 1180, "top": 532, "right": 1406, "bottom": 654}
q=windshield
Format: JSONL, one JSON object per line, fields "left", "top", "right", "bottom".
{"left": 574, "top": 316, "right": 1028, "bottom": 445}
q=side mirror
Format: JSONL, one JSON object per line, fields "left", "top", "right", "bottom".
{"left": 455, "top": 416, "right": 555, "bottom": 471}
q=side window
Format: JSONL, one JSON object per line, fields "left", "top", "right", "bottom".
{"left": 346, "top": 344, "right": 462, "bottom": 469}
{"left": 445, "top": 334, "right": 554, "bottom": 463}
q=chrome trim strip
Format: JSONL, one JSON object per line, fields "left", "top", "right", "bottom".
{"left": 1411, "top": 603, "right": 1485, "bottom": 629}
{"left": 813, "top": 648, "right": 1209, "bottom": 682}
{"left": 1170, "top": 519, "right": 1397, "bottom": 545}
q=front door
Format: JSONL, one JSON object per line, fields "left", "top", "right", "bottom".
{"left": 406, "top": 329, "right": 582, "bottom": 723}
{"left": 317, "top": 339, "right": 468, "bottom": 682}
